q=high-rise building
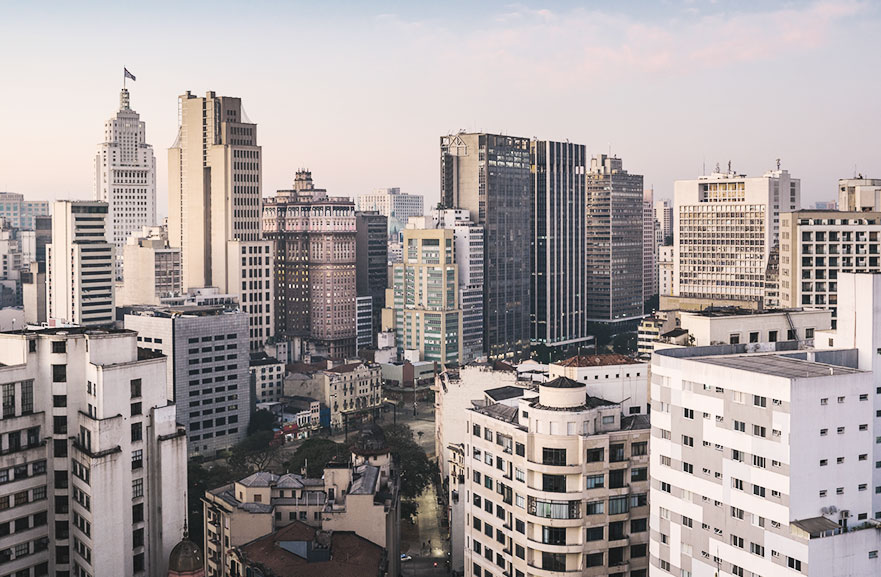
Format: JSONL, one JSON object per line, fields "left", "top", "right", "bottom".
{"left": 94, "top": 88, "right": 157, "bottom": 280}
{"left": 0, "top": 326, "right": 187, "bottom": 577}
{"left": 658, "top": 245, "right": 674, "bottom": 297}
{"left": 356, "top": 295, "right": 373, "bottom": 352}
{"left": 586, "top": 154, "right": 645, "bottom": 327}
{"left": 263, "top": 171, "right": 356, "bottom": 358}
{"left": 124, "top": 305, "right": 250, "bottom": 457}
{"left": 382, "top": 227, "right": 463, "bottom": 364}
{"left": 119, "top": 226, "right": 182, "bottom": 306}
{"left": 643, "top": 189, "right": 657, "bottom": 306}
{"left": 0, "top": 219, "right": 23, "bottom": 307}
{"left": 779, "top": 209, "right": 881, "bottom": 327}
{"left": 357, "top": 188, "right": 424, "bottom": 228}
{"left": 464, "top": 376, "right": 651, "bottom": 577}
{"left": 0, "top": 191, "right": 49, "bottom": 230}
{"left": 46, "top": 201, "right": 114, "bottom": 325}
{"left": 672, "top": 166, "right": 800, "bottom": 307}
{"left": 530, "top": 140, "right": 590, "bottom": 351}
{"left": 168, "top": 91, "right": 274, "bottom": 351}
{"left": 355, "top": 211, "right": 388, "bottom": 348}
{"left": 651, "top": 336, "right": 881, "bottom": 577}
{"left": 654, "top": 198, "right": 673, "bottom": 241}
{"left": 22, "top": 261, "right": 46, "bottom": 324}
{"left": 432, "top": 209, "right": 484, "bottom": 363}
{"left": 441, "top": 133, "right": 531, "bottom": 359}
{"left": 837, "top": 176, "right": 881, "bottom": 211}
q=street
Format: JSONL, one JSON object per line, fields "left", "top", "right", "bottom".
{"left": 401, "top": 480, "right": 449, "bottom": 577}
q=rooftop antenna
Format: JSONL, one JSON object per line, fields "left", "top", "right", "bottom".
{"left": 776, "top": 158, "right": 781, "bottom": 171}
{"left": 727, "top": 160, "right": 732, "bottom": 174}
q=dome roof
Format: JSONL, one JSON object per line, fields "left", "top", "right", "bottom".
{"left": 168, "top": 538, "right": 203, "bottom": 573}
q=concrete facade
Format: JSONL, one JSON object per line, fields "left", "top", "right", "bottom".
{"left": 0, "top": 327, "right": 186, "bottom": 577}
{"left": 94, "top": 88, "right": 157, "bottom": 280}
{"left": 357, "top": 188, "right": 424, "bottom": 229}
{"left": 119, "top": 225, "right": 182, "bottom": 306}
{"left": 355, "top": 211, "right": 388, "bottom": 348}
{"left": 0, "top": 191, "right": 49, "bottom": 230}
{"left": 838, "top": 177, "right": 881, "bottom": 211}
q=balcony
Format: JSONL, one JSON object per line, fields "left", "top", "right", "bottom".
{"left": 527, "top": 562, "right": 581, "bottom": 577}
{"left": 526, "top": 537, "right": 584, "bottom": 554}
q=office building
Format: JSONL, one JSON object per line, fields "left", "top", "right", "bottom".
{"left": 651, "top": 341, "right": 881, "bottom": 577}
{"left": 779, "top": 210, "right": 881, "bottom": 327}
{"left": 382, "top": 227, "right": 463, "bottom": 364}
{"left": 203, "top": 427, "right": 400, "bottom": 577}
{"left": 119, "top": 226, "right": 182, "bottom": 306}
{"left": 643, "top": 190, "right": 658, "bottom": 305}
{"left": 586, "top": 154, "right": 645, "bottom": 327}
{"left": 124, "top": 306, "right": 251, "bottom": 457}
{"left": 19, "top": 214, "right": 51, "bottom": 267}
{"left": 21, "top": 261, "right": 46, "bottom": 324}
{"left": 838, "top": 177, "right": 881, "bottom": 211}
{"left": 168, "top": 91, "right": 274, "bottom": 351}
{"left": 355, "top": 211, "right": 388, "bottom": 348}
{"left": 264, "top": 170, "right": 356, "bottom": 358}
{"left": 658, "top": 245, "right": 673, "bottom": 297}
{"left": 672, "top": 166, "right": 800, "bottom": 307}
{"left": 249, "top": 352, "right": 285, "bottom": 404}
{"left": 94, "top": 88, "right": 157, "bottom": 280}
{"left": 0, "top": 326, "right": 187, "bottom": 577}
{"left": 0, "top": 191, "right": 50, "bottom": 230}
{"left": 530, "top": 140, "right": 590, "bottom": 351}
{"left": 46, "top": 201, "right": 114, "bottom": 326}
{"left": 356, "top": 295, "right": 373, "bottom": 352}
{"left": 0, "top": 219, "right": 23, "bottom": 307}
{"left": 464, "top": 376, "right": 651, "bottom": 577}
{"left": 441, "top": 132, "right": 531, "bottom": 359}
{"left": 357, "top": 187, "right": 424, "bottom": 229}
{"left": 655, "top": 199, "right": 673, "bottom": 241}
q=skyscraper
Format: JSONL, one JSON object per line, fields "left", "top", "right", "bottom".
{"left": 46, "top": 201, "right": 114, "bottom": 325}
{"left": 357, "top": 188, "right": 424, "bottom": 228}
{"left": 355, "top": 211, "right": 388, "bottom": 348}
{"left": 530, "top": 140, "right": 589, "bottom": 351}
{"left": 673, "top": 166, "right": 799, "bottom": 307}
{"left": 586, "top": 155, "right": 645, "bottom": 327}
{"left": 0, "top": 191, "right": 49, "bottom": 230}
{"left": 263, "top": 170, "right": 357, "bottom": 358}
{"left": 441, "top": 132, "right": 531, "bottom": 360}
{"left": 643, "top": 189, "right": 658, "bottom": 306}
{"left": 654, "top": 198, "right": 673, "bottom": 241}
{"left": 168, "top": 91, "right": 274, "bottom": 350}
{"left": 94, "top": 88, "right": 156, "bottom": 280}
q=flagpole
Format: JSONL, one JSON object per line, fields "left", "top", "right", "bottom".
{"left": 124, "top": 66, "right": 126, "bottom": 89}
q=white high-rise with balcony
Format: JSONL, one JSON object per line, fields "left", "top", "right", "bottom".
{"left": 94, "top": 88, "right": 156, "bottom": 280}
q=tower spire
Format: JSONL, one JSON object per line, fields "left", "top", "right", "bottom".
{"left": 120, "top": 87, "right": 130, "bottom": 111}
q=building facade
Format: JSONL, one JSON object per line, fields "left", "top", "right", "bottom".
{"left": 530, "top": 140, "right": 589, "bottom": 351}
{"left": 0, "top": 327, "right": 187, "bottom": 577}
{"left": 441, "top": 132, "right": 531, "bottom": 360}
{"left": 119, "top": 226, "right": 182, "bottom": 306}
{"left": 586, "top": 154, "right": 645, "bottom": 327}
{"left": 94, "top": 88, "right": 157, "bottom": 280}
{"left": 779, "top": 210, "right": 881, "bottom": 328}
{"left": 655, "top": 199, "right": 673, "bottom": 241}
{"left": 357, "top": 188, "right": 424, "bottom": 229}
{"left": 46, "top": 201, "right": 114, "bottom": 326}
{"left": 124, "top": 306, "right": 251, "bottom": 457}
{"left": 651, "top": 343, "right": 881, "bottom": 577}
{"left": 263, "top": 170, "right": 357, "bottom": 358}
{"left": 0, "top": 191, "right": 50, "bottom": 230}
{"left": 658, "top": 245, "right": 674, "bottom": 297}
{"left": 355, "top": 211, "right": 388, "bottom": 348}
{"left": 382, "top": 227, "right": 463, "bottom": 364}
{"left": 837, "top": 177, "right": 881, "bottom": 211}
{"left": 673, "top": 167, "right": 800, "bottom": 305}
{"left": 643, "top": 190, "right": 658, "bottom": 305}
{"left": 249, "top": 353, "right": 285, "bottom": 404}
{"left": 168, "top": 91, "right": 273, "bottom": 350}
{"left": 356, "top": 296, "right": 373, "bottom": 353}
{"left": 464, "top": 377, "right": 651, "bottom": 577}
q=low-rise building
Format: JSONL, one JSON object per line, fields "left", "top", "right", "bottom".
{"left": 249, "top": 352, "right": 285, "bottom": 404}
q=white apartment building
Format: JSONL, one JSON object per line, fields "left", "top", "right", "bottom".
{"left": 357, "top": 188, "right": 424, "bottom": 228}
{"left": 651, "top": 343, "right": 881, "bottom": 577}
{"left": 464, "top": 377, "right": 651, "bottom": 577}
{"left": 0, "top": 327, "right": 187, "bottom": 577}
{"left": 659, "top": 246, "right": 673, "bottom": 297}
{"left": 673, "top": 167, "right": 800, "bottom": 305}
{"left": 119, "top": 225, "right": 181, "bottom": 306}
{"left": 0, "top": 191, "right": 50, "bottom": 230}
{"left": 94, "top": 88, "right": 157, "bottom": 280}
{"left": 548, "top": 354, "right": 649, "bottom": 416}
{"left": 124, "top": 306, "right": 251, "bottom": 457}
{"left": 46, "top": 201, "right": 114, "bottom": 326}
{"left": 655, "top": 199, "right": 673, "bottom": 241}
{"left": 779, "top": 210, "right": 881, "bottom": 328}
{"left": 168, "top": 92, "right": 274, "bottom": 350}
{"left": 838, "top": 177, "right": 881, "bottom": 211}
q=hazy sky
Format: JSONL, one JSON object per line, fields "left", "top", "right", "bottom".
{"left": 1, "top": 0, "right": 879, "bottom": 217}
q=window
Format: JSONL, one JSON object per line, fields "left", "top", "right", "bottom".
{"left": 515, "top": 443, "right": 525, "bottom": 457}
{"left": 132, "top": 503, "right": 144, "bottom": 523}
{"left": 661, "top": 481, "right": 671, "bottom": 493}
{"left": 585, "top": 474, "right": 604, "bottom": 489}
{"left": 683, "top": 408, "right": 694, "bottom": 419}
{"left": 787, "top": 557, "right": 801, "bottom": 571}
{"left": 542, "top": 526, "right": 566, "bottom": 545}
{"left": 586, "top": 526, "right": 604, "bottom": 541}
{"left": 631, "top": 544, "right": 647, "bottom": 558}
{"left": 631, "top": 467, "right": 648, "bottom": 482}
{"left": 130, "top": 379, "right": 142, "bottom": 399}
{"left": 586, "top": 448, "right": 604, "bottom": 462}
{"left": 542, "top": 448, "right": 566, "bottom": 466}
{"left": 609, "top": 443, "right": 625, "bottom": 462}
{"left": 753, "top": 425, "right": 766, "bottom": 438}
{"left": 631, "top": 518, "right": 647, "bottom": 532}
{"left": 632, "top": 441, "right": 647, "bottom": 456}
{"left": 753, "top": 484, "right": 766, "bottom": 497}
{"left": 132, "top": 478, "right": 143, "bottom": 498}
{"left": 51, "top": 340, "right": 66, "bottom": 353}
{"left": 609, "top": 495, "right": 629, "bottom": 514}
{"left": 585, "top": 553, "right": 603, "bottom": 568}
{"left": 753, "top": 395, "right": 767, "bottom": 407}
{"left": 586, "top": 500, "right": 604, "bottom": 515}
{"left": 682, "top": 435, "right": 694, "bottom": 447}
{"left": 542, "top": 474, "right": 565, "bottom": 493}
{"left": 131, "top": 422, "right": 142, "bottom": 442}
{"left": 52, "top": 365, "right": 66, "bottom": 382}
{"left": 131, "top": 449, "right": 143, "bottom": 470}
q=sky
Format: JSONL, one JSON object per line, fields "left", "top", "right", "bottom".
{"left": 1, "top": 0, "right": 879, "bottom": 217}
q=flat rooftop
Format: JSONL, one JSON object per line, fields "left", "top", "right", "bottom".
{"left": 556, "top": 354, "right": 640, "bottom": 367}
{"left": 696, "top": 354, "right": 863, "bottom": 379}
{"left": 686, "top": 306, "right": 813, "bottom": 318}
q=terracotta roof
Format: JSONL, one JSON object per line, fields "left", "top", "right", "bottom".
{"left": 556, "top": 354, "right": 640, "bottom": 367}
{"left": 236, "top": 521, "right": 383, "bottom": 577}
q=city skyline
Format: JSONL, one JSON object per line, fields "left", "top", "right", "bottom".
{"left": 2, "top": 1, "right": 879, "bottom": 217}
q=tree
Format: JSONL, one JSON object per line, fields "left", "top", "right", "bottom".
{"left": 187, "top": 461, "right": 237, "bottom": 546}
{"left": 247, "top": 409, "right": 276, "bottom": 435}
{"left": 228, "top": 430, "right": 282, "bottom": 473}
{"left": 611, "top": 332, "right": 637, "bottom": 355}
{"left": 382, "top": 424, "right": 435, "bottom": 501}
{"left": 286, "top": 438, "right": 349, "bottom": 477}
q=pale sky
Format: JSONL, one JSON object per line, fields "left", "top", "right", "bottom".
{"left": 1, "top": 0, "right": 879, "bottom": 217}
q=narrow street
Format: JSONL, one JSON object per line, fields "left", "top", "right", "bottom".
{"left": 401, "top": 481, "right": 449, "bottom": 577}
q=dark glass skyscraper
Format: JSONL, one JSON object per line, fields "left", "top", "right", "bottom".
{"left": 441, "top": 133, "right": 531, "bottom": 360}
{"left": 530, "top": 140, "right": 589, "bottom": 350}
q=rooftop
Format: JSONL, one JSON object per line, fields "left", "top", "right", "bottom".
{"left": 556, "top": 354, "right": 641, "bottom": 367}
{"left": 485, "top": 386, "right": 526, "bottom": 402}
{"left": 542, "top": 376, "right": 584, "bottom": 389}
{"left": 2, "top": 325, "right": 129, "bottom": 337}
{"left": 249, "top": 352, "right": 283, "bottom": 367}
{"left": 325, "top": 362, "right": 367, "bottom": 374}
{"left": 695, "top": 353, "right": 863, "bottom": 379}
{"left": 686, "top": 306, "right": 815, "bottom": 318}
{"left": 791, "top": 516, "right": 841, "bottom": 537}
